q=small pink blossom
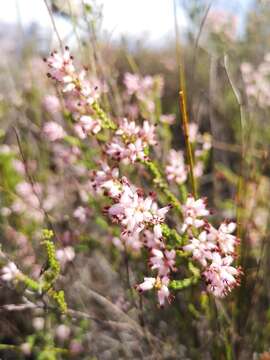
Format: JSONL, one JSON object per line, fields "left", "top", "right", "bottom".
{"left": 143, "top": 230, "right": 164, "bottom": 249}
{"left": 46, "top": 47, "right": 75, "bottom": 84}
{"left": 116, "top": 118, "right": 140, "bottom": 137}
{"left": 127, "top": 138, "right": 147, "bottom": 163}
{"left": 73, "top": 206, "right": 88, "bottom": 223}
{"left": 203, "top": 253, "right": 240, "bottom": 297}
{"left": 20, "top": 343, "right": 31, "bottom": 356}
{"left": 140, "top": 121, "right": 157, "bottom": 146}
{"left": 160, "top": 114, "right": 175, "bottom": 125}
{"left": 124, "top": 73, "right": 141, "bottom": 95}
{"left": 189, "top": 123, "right": 199, "bottom": 143}
{"left": 206, "top": 222, "right": 238, "bottom": 255}
{"left": 136, "top": 276, "right": 171, "bottom": 307}
{"left": 182, "top": 195, "right": 209, "bottom": 232}
{"left": 194, "top": 161, "right": 204, "bottom": 178}
{"left": 33, "top": 317, "right": 45, "bottom": 331}
{"left": 149, "top": 249, "right": 176, "bottom": 276}
{"left": 43, "top": 121, "right": 66, "bottom": 141}
{"left": 43, "top": 95, "right": 61, "bottom": 114}
{"left": 166, "top": 149, "right": 187, "bottom": 185}
{"left": 74, "top": 115, "right": 101, "bottom": 138}
{"left": 55, "top": 324, "right": 71, "bottom": 341}
{"left": 1, "top": 262, "right": 21, "bottom": 282}
{"left": 183, "top": 231, "right": 217, "bottom": 267}
{"left": 56, "top": 246, "right": 75, "bottom": 266}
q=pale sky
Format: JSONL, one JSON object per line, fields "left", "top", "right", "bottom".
{"left": 0, "top": 0, "right": 187, "bottom": 45}
{"left": 0, "top": 0, "right": 252, "bottom": 45}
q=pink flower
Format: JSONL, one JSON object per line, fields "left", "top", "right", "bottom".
{"left": 111, "top": 236, "right": 124, "bottom": 251}
{"left": 73, "top": 206, "right": 88, "bottom": 223}
{"left": 241, "top": 62, "right": 253, "bottom": 76}
{"left": 74, "top": 115, "right": 101, "bottom": 138}
{"left": 1, "top": 262, "right": 21, "bottom": 282}
{"left": 55, "top": 324, "right": 71, "bottom": 341}
{"left": 160, "top": 114, "right": 175, "bottom": 125}
{"left": 43, "top": 95, "right": 61, "bottom": 114}
{"left": 45, "top": 48, "right": 101, "bottom": 135}
{"left": 106, "top": 118, "right": 156, "bottom": 165}
{"left": 143, "top": 230, "right": 164, "bottom": 249}
{"left": 14, "top": 181, "right": 42, "bottom": 219}
{"left": 137, "top": 277, "right": 156, "bottom": 291}
{"left": 106, "top": 137, "right": 147, "bottom": 164}
{"left": 136, "top": 276, "right": 171, "bottom": 307}
{"left": 189, "top": 123, "right": 199, "bottom": 143}
{"left": 141, "top": 76, "right": 154, "bottom": 92}
{"left": 194, "top": 161, "right": 204, "bottom": 178}
{"left": 102, "top": 175, "right": 170, "bottom": 253}
{"left": 90, "top": 162, "right": 120, "bottom": 197}
{"left": 116, "top": 118, "right": 140, "bottom": 137}
{"left": 166, "top": 149, "right": 187, "bottom": 185}
{"left": 120, "top": 228, "right": 143, "bottom": 252}
{"left": 43, "top": 121, "right": 66, "bottom": 141}
{"left": 206, "top": 10, "right": 237, "bottom": 41}
{"left": 12, "top": 159, "right": 26, "bottom": 175}
{"left": 203, "top": 253, "right": 240, "bottom": 297}
{"left": 20, "top": 343, "right": 31, "bottom": 356}
{"left": 140, "top": 121, "right": 157, "bottom": 146}
{"left": 149, "top": 249, "right": 176, "bottom": 276}
{"left": 183, "top": 231, "right": 217, "bottom": 267}
{"left": 33, "top": 317, "right": 45, "bottom": 331}
{"left": 206, "top": 222, "right": 238, "bottom": 255}
{"left": 127, "top": 138, "right": 147, "bottom": 163}
{"left": 46, "top": 48, "right": 75, "bottom": 89}
{"left": 69, "top": 340, "right": 83, "bottom": 355}
{"left": 56, "top": 246, "right": 75, "bottom": 266}
{"left": 156, "top": 276, "right": 171, "bottom": 307}
{"left": 182, "top": 195, "right": 209, "bottom": 232}
{"left": 106, "top": 139, "right": 126, "bottom": 161}
{"left": 124, "top": 73, "right": 141, "bottom": 95}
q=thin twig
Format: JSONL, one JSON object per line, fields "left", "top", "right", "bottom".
{"left": 123, "top": 245, "right": 138, "bottom": 309}
{"left": 223, "top": 54, "right": 245, "bottom": 241}
{"left": 43, "top": 0, "right": 64, "bottom": 52}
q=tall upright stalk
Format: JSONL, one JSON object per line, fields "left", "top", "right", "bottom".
{"left": 174, "top": 0, "right": 197, "bottom": 198}
{"left": 178, "top": 89, "right": 197, "bottom": 198}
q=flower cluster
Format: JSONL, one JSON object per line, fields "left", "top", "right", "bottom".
{"left": 124, "top": 72, "right": 164, "bottom": 114}
{"left": 205, "top": 10, "right": 238, "bottom": 41}
{"left": 43, "top": 47, "right": 241, "bottom": 306}
{"left": 182, "top": 196, "right": 241, "bottom": 297}
{"left": 166, "top": 149, "right": 187, "bottom": 185}
{"left": 241, "top": 54, "right": 270, "bottom": 108}
{"left": 123, "top": 72, "right": 164, "bottom": 121}
{"left": 90, "top": 163, "right": 175, "bottom": 306}
{"left": 106, "top": 118, "right": 156, "bottom": 164}
{"left": 43, "top": 121, "right": 66, "bottom": 141}
{"left": 165, "top": 123, "right": 212, "bottom": 186}
{"left": 92, "top": 168, "right": 170, "bottom": 251}
{"left": 44, "top": 47, "right": 102, "bottom": 138}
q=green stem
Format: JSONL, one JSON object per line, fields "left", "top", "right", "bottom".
{"left": 142, "top": 159, "right": 182, "bottom": 215}
{"left": 179, "top": 90, "right": 197, "bottom": 198}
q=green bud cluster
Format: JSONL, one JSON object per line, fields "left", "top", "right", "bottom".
{"left": 92, "top": 101, "right": 117, "bottom": 130}
{"left": 49, "top": 289, "right": 67, "bottom": 314}
{"left": 41, "top": 239, "right": 60, "bottom": 286}
{"left": 161, "top": 224, "right": 184, "bottom": 246}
